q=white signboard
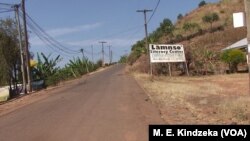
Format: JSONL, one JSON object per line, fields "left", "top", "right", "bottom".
{"left": 233, "top": 12, "right": 245, "bottom": 28}
{"left": 149, "top": 44, "right": 186, "bottom": 63}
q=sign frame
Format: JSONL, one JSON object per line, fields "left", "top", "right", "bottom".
{"left": 149, "top": 44, "right": 189, "bottom": 76}
{"left": 149, "top": 44, "right": 186, "bottom": 63}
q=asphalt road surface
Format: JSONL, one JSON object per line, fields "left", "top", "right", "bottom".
{"left": 0, "top": 64, "right": 164, "bottom": 141}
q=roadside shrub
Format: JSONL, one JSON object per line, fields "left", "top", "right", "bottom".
{"left": 220, "top": 49, "right": 246, "bottom": 73}
{"left": 175, "top": 34, "right": 184, "bottom": 41}
{"left": 44, "top": 72, "right": 61, "bottom": 86}
{"left": 96, "top": 59, "right": 103, "bottom": 68}
{"left": 119, "top": 55, "right": 128, "bottom": 64}
{"left": 191, "top": 46, "right": 219, "bottom": 75}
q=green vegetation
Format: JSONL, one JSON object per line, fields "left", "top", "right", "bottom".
{"left": 221, "top": 49, "right": 246, "bottom": 73}
{"left": 0, "top": 18, "right": 22, "bottom": 97}
{"left": 177, "top": 14, "right": 183, "bottom": 20}
{"left": 129, "top": 0, "right": 246, "bottom": 76}
{"left": 36, "top": 53, "right": 99, "bottom": 87}
{"left": 128, "top": 18, "right": 174, "bottom": 65}
{"left": 199, "top": 0, "right": 207, "bottom": 7}
{"left": 0, "top": 17, "right": 102, "bottom": 98}
{"left": 202, "top": 12, "right": 220, "bottom": 31}
{"left": 119, "top": 55, "right": 128, "bottom": 64}
{"left": 182, "top": 22, "right": 200, "bottom": 34}
{"left": 37, "top": 53, "right": 62, "bottom": 86}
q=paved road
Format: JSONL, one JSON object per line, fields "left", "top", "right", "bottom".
{"left": 0, "top": 64, "right": 164, "bottom": 141}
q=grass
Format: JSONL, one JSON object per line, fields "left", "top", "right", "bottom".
{"left": 133, "top": 73, "right": 250, "bottom": 124}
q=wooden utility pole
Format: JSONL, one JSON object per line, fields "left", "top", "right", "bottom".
{"left": 111, "top": 50, "right": 113, "bottom": 64}
{"left": 108, "top": 45, "right": 111, "bottom": 65}
{"left": 137, "top": 9, "right": 153, "bottom": 76}
{"left": 21, "top": 0, "right": 32, "bottom": 93}
{"left": 91, "top": 45, "right": 94, "bottom": 63}
{"left": 14, "top": 4, "right": 26, "bottom": 94}
{"left": 80, "top": 49, "right": 89, "bottom": 73}
{"left": 245, "top": 0, "right": 250, "bottom": 95}
{"left": 99, "top": 41, "right": 107, "bottom": 67}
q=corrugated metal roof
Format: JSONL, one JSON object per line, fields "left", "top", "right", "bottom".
{"left": 222, "top": 38, "right": 247, "bottom": 51}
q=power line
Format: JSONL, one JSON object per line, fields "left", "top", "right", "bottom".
{"left": 27, "top": 21, "right": 72, "bottom": 55}
{"left": 0, "top": 3, "right": 15, "bottom": 7}
{"left": 0, "top": 7, "right": 13, "bottom": 10}
{"left": 23, "top": 12, "right": 77, "bottom": 58}
{"left": 147, "top": 0, "right": 160, "bottom": 24}
{"left": 1, "top": 2, "right": 144, "bottom": 63}
{"left": 98, "top": 25, "right": 143, "bottom": 39}
{"left": 26, "top": 20, "right": 74, "bottom": 58}
{"left": 30, "top": 25, "right": 100, "bottom": 58}
{"left": 0, "top": 3, "right": 15, "bottom": 14}
{"left": 24, "top": 12, "right": 81, "bottom": 54}
{"left": 19, "top": 10, "right": 81, "bottom": 56}
{"left": 0, "top": 9, "right": 14, "bottom": 13}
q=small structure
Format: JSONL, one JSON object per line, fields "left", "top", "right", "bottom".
{"left": 0, "top": 87, "right": 9, "bottom": 102}
{"left": 222, "top": 38, "right": 247, "bottom": 51}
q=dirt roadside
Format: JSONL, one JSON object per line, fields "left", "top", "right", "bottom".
{"left": 132, "top": 72, "right": 250, "bottom": 124}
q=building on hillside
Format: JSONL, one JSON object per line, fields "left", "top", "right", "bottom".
{"left": 222, "top": 38, "right": 247, "bottom": 51}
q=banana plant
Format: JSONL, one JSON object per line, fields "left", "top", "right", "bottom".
{"left": 37, "top": 53, "right": 62, "bottom": 78}
{"left": 67, "top": 57, "right": 90, "bottom": 77}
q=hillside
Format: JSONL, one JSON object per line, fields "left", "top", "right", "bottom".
{"left": 172, "top": 0, "right": 245, "bottom": 51}
{"left": 129, "top": 0, "right": 250, "bottom": 124}
{"left": 128, "top": 0, "right": 247, "bottom": 75}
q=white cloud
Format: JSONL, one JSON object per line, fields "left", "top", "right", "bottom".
{"left": 47, "top": 23, "right": 102, "bottom": 37}
{"left": 29, "top": 23, "right": 102, "bottom": 46}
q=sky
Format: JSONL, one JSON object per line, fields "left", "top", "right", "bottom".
{"left": 0, "top": 0, "right": 219, "bottom": 67}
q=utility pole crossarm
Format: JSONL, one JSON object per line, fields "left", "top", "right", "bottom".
{"left": 136, "top": 9, "right": 153, "bottom": 13}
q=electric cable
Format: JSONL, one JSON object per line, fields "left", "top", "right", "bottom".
{"left": 147, "top": 0, "right": 160, "bottom": 24}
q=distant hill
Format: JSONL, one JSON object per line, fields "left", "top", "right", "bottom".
{"left": 128, "top": 0, "right": 247, "bottom": 75}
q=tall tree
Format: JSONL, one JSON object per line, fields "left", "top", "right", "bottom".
{"left": 202, "top": 12, "right": 219, "bottom": 31}
{"left": 160, "top": 18, "right": 175, "bottom": 37}
{"left": 177, "top": 14, "right": 183, "bottom": 20}
{"left": 199, "top": 1, "right": 207, "bottom": 7}
{"left": 0, "top": 19, "right": 21, "bottom": 97}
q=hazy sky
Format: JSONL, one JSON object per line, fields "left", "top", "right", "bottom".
{"left": 0, "top": 0, "right": 219, "bottom": 66}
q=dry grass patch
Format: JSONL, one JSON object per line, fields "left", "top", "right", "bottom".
{"left": 133, "top": 73, "right": 250, "bottom": 124}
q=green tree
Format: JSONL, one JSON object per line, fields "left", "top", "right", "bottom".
{"left": 202, "top": 12, "right": 220, "bottom": 30}
{"left": 159, "top": 18, "right": 175, "bottom": 37}
{"left": 128, "top": 40, "right": 146, "bottom": 65}
{"left": 119, "top": 55, "right": 128, "bottom": 64}
{"left": 177, "top": 14, "right": 183, "bottom": 20}
{"left": 199, "top": 0, "right": 207, "bottom": 7}
{"left": 0, "top": 18, "right": 21, "bottom": 97}
{"left": 221, "top": 49, "right": 246, "bottom": 73}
